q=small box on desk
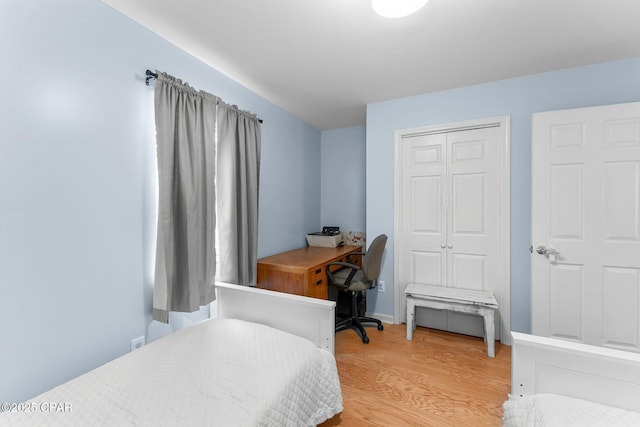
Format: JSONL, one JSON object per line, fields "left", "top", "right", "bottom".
{"left": 306, "top": 233, "right": 343, "bottom": 248}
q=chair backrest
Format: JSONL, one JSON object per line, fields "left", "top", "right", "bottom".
{"left": 362, "top": 234, "right": 387, "bottom": 282}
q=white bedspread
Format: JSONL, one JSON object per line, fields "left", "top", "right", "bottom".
{"left": 0, "top": 319, "right": 343, "bottom": 426}
{"left": 503, "top": 394, "right": 640, "bottom": 427}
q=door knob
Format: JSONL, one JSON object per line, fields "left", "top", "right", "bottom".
{"left": 440, "top": 243, "right": 446, "bottom": 249}
{"left": 536, "top": 245, "right": 560, "bottom": 263}
{"left": 536, "top": 245, "right": 559, "bottom": 256}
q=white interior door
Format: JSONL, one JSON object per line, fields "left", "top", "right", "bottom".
{"left": 532, "top": 102, "right": 640, "bottom": 352}
{"left": 396, "top": 119, "right": 509, "bottom": 340}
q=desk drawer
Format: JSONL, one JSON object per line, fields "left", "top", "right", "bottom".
{"left": 310, "top": 266, "right": 325, "bottom": 283}
{"left": 306, "top": 273, "right": 327, "bottom": 299}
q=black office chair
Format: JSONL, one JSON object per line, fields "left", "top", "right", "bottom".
{"left": 327, "top": 234, "right": 387, "bottom": 344}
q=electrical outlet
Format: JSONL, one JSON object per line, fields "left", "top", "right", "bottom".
{"left": 378, "top": 280, "right": 385, "bottom": 293}
{"left": 130, "top": 335, "right": 145, "bottom": 352}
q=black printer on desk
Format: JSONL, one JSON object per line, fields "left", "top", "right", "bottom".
{"left": 321, "top": 226, "right": 340, "bottom": 236}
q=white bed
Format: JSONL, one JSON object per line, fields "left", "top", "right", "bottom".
{"left": 503, "top": 332, "right": 640, "bottom": 426}
{"left": 0, "top": 282, "right": 342, "bottom": 426}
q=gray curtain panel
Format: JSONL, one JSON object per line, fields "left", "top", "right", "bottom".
{"left": 216, "top": 103, "right": 261, "bottom": 285}
{"left": 152, "top": 73, "right": 218, "bottom": 323}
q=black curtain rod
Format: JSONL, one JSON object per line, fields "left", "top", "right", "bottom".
{"left": 144, "top": 69, "right": 263, "bottom": 124}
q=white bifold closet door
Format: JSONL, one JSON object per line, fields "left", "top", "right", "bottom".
{"left": 398, "top": 124, "right": 505, "bottom": 340}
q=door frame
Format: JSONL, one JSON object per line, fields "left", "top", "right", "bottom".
{"left": 393, "top": 116, "right": 511, "bottom": 344}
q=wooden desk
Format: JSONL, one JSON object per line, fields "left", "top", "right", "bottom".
{"left": 257, "top": 245, "right": 362, "bottom": 300}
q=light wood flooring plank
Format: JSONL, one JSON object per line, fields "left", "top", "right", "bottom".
{"left": 320, "top": 323, "right": 511, "bottom": 426}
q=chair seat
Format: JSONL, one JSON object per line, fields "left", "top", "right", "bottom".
{"left": 332, "top": 268, "right": 369, "bottom": 292}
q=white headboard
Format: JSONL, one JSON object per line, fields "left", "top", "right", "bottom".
{"left": 211, "top": 282, "right": 336, "bottom": 354}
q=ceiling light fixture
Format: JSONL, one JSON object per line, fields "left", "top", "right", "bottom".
{"left": 372, "top": 0, "right": 428, "bottom": 18}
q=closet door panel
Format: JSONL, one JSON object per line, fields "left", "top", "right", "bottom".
{"left": 445, "top": 127, "right": 502, "bottom": 337}
{"left": 447, "top": 128, "right": 500, "bottom": 289}
{"left": 451, "top": 172, "right": 486, "bottom": 235}
{"left": 397, "top": 133, "right": 447, "bottom": 323}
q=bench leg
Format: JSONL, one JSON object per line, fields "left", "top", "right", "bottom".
{"left": 483, "top": 309, "right": 495, "bottom": 358}
{"left": 406, "top": 297, "right": 416, "bottom": 340}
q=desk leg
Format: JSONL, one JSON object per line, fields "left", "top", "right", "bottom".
{"left": 406, "top": 297, "right": 416, "bottom": 340}
{"left": 483, "top": 308, "right": 495, "bottom": 358}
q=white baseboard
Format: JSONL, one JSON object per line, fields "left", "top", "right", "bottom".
{"left": 365, "top": 312, "right": 395, "bottom": 324}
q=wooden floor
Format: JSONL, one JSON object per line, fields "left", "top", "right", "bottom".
{"left": 319, "top": 323, "right": 511, "bottom": 427}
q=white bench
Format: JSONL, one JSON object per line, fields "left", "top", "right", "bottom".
{"left": 405, "top": 283, "right": 499, "bottom": 357}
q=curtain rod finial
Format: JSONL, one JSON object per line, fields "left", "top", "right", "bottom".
{"left": 145, "top": 69, "right": 158, "bottom": 86}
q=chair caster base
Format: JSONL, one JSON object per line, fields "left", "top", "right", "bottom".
{"left": 335, "top": 316, "right": 382, "bottom": 344}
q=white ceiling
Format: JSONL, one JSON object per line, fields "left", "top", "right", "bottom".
{"left": 103, "top": 0, "right": 640, "bottom": 130}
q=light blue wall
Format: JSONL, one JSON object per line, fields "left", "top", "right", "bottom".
{"left": 366, "top": 56, "right": 640, "bottom": 331}
{"left": 257, "top": 107, "right": 321, "bottom": 257}
{"left": 320, "top": 126, "right": 366, "bottom": 232}
{"left": 0, "top": 0, "right": 320, "bottom": 403}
